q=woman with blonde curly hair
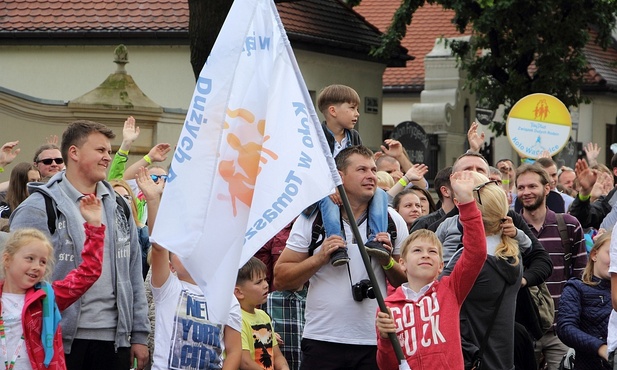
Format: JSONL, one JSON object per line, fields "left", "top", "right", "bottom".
{"left": 438, "top": 171, "right": 529, "bottom": 370}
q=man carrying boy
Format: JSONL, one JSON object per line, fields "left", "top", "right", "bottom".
{"left": 375, "top": 170, "right": 487, "bottom": 369}
{"left": 314, "top": 84, "right": 391, "bottom": 266}
{"left": 275, "top": 145, "right": 409, "bottom": 370}
{"left": 235, "top": 257, "right": 289, "bottom": 370}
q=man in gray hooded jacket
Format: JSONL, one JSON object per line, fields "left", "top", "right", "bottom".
{"left": 10, "top": 120, "right": 150, "bottom": 370}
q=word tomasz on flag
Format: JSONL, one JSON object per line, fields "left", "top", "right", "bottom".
{"left": 245, "top": 101, "right": 317, "bottom": 241}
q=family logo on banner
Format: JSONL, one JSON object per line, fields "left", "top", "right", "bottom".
{"left": 506, "top": 93, "right": 572, "bottom": 159}
{"left": 150, "top": 0, "right": 339, "bottom": 325}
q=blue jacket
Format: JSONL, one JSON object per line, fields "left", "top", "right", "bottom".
{"left": 557, "top": 277, "right": 611, "bottom": 370}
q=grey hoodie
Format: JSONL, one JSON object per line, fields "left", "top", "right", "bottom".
{"left": 9, "top": 172, "right": 149, "bottom": 352}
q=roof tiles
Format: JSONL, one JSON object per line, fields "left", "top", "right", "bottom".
{"left": 0, "top": 0, "right": 189, "bottom": 32}
{"left": 355, "top": 1, "right": 467, "bottom": 90}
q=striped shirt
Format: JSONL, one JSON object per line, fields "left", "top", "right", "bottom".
{"left": 522, "top": 208, "right": 587, "bottom": 316}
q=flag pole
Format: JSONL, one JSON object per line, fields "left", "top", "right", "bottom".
{"left": 337, "top": 184, "right": 409, "bottom": 369}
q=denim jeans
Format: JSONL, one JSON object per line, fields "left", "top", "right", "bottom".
{"left": 319, "top": 188, "right": 388, "bottom": 240}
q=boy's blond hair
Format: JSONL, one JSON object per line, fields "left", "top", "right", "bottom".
{"left": 376, "top": 171, "right": 395, "bottom": 190}
{"left": 401, "top": 229, "right": 444, "bottom": 261}
{"left": 316, "top": 84, "right": 361, "bottom": 115}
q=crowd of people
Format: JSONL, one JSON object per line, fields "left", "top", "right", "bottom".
{"left": 0, "top": 83, "right": 615, "bottom": 370}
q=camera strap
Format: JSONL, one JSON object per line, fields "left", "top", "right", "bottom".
{"left": 341, "top": 211, "right": 371, "bottom": 289}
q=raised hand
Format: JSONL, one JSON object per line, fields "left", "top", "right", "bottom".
{"left": 45, "top": 135, "right": 59, "bottom": 146}
{"left": 147, "top": 143, "right": 172, "bottom": 163}
{"left": 0, "top": 141, "right": 20, "bottom": 167}
{"left": 381, "top": 139, "right": 404, "bottom": 158}
{"left": 122, "top": 116, "right": 140, "bottom": 144}
{"left": 584, "top": 142, "right": 601, "bottom": 167}
{"left": 451, "top": 170, "right": 476, "bottom": 204}
{"left": 537, "top": 150, "right": 552, "bottom": 159}
{"left": 575, "top": 159, "right": 597, "bottom": 195}
{"left": 404, "top": 163, "right": 428, "bottom": 182}
{"left": 79, "top": 194, "right": 102, "bottom": 227}
{"left": 135, "top": 167, "right": 164, "bottom": 201}
{"left": 467, "top": 121, "right": 485, "bottom": 152}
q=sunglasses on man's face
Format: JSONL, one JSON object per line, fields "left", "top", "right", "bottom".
{"left": 473, "top": 180, "right": 502, "bottom": 205}
{"left": 150, "top": 174, "right": 168, "bottom": 183}
{"left": 37, "top": 157, "right": 64, "bottom": 165}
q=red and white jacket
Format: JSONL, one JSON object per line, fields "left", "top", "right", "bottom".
{"left": 377, "top": 201, "right": 486, "bottom": 370}
{"left": 0, "top": 222, "right": 105, "bottom": 370}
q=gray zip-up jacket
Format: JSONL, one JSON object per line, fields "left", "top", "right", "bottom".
{"left": 9, "top": 172, "right": 149, "bottom": 352}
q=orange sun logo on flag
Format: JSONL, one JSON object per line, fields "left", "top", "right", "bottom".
{"left": 218, "top": 108, "right": 279, "bottom": 216}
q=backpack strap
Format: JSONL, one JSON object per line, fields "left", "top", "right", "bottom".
{"left": 386, "top": 213, "right": 397, "bottom": 246}
{"left": 42, "top": 191, "right": 130, "bottom": 236}
{"left": 308, "top": 211, "right": 325, "bottom": 256}
{"left": 555, "top": 213, "right": 572, "bottom": 279}
{"left": 42, "top": 192, "right": 57, "bottom": 235}
{"left": 308, "top": 210, "right": 398, "bottom": 256}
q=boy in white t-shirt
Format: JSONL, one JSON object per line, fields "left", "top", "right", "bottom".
{"left": 136, "top": 168, "right": 242, "bottom": 370}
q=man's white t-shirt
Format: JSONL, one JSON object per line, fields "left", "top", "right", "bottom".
{"left": 607, "top": 226, "right": 617, "bottom": 353}
{"left": 151, "top": 274, "right": 241, "bottom": 369}
{"left": 286, "top": 207, "right": 408, "bottom": 345}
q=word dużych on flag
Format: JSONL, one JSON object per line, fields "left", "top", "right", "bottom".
{"left": 150, "top": 0, "right": 340, "bottom": 325}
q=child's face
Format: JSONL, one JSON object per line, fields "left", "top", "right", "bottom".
{"left": 3, "top": 241, "right": 50, "bottom": 294}
{"left": 331, "top": 102, "right": 359, "bottom": 130}
{"left": 236, "top": 272, "right": 269, "bottom": 307}
{"left": 400, "top": 239, "right": 443, "bottom": 285}
{"left": 593, "top": 242, "right": 611, "bottom": 280}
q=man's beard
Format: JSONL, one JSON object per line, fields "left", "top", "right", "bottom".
{"left": 522, "top": 194, "right": 545, "bottom": 212}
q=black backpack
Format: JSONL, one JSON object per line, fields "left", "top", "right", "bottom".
{"left": 41, "top": 191, "right": 130, "bottom": 235}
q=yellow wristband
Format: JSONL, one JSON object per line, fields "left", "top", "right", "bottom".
{"left": 0, "top": 167, "right": 4, "bottom": 173}
{"left": 502, "top": 179, "right": 510, "bottom": 185}
{"left": 143, "top": 154, "right": 152, "bottom": 165}
{"left": 118, "top": 148, "right": 129, "bottom": 156}
{"left": 398, "top": 177, "right": 408, "bottom": 187}
{"left": 383, "top": 257, "right": 395, "bottom": 270}
{"left": 578, "top": 193, "right": 591, "bottom": 201}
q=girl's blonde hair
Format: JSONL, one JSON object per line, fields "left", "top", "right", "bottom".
{"left": 582, "top": 232, "right": 611, "bottom": 286}
{"left": 469, "top": 172, "right": 520, "bottom": 266}
{"left": 1, "top": 228, "right": 55, "bottom": 281}
{"left": 110, "top": 179, "right": 143, "bottom": 227}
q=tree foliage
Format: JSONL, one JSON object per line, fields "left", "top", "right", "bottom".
{"left": 369, "top": 0, "right": 617, "bottom": 136}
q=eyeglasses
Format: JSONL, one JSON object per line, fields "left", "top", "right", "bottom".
{"left": 473, "top": 180, "right": 502, "bottom": 205}
{"left": 37, "top": 157, "right": 64, "bottom": 165}
{"left": 150, "top": 174, "right": 168, "bottom": 183}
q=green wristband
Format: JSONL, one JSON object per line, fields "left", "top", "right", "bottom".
{"left": 578, "top": 193, "right": 591, "bottom": 201}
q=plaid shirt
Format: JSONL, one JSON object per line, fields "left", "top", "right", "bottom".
{"left": 264, "top": 288, "right": 307, "bottom": 370}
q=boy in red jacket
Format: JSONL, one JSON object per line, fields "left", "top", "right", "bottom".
{"left": 376, "top": 171, "right": 487, "bottom": 369}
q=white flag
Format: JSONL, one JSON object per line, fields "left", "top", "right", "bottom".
{"left": 150, "top": 0, "right": 340, "bottom": 324}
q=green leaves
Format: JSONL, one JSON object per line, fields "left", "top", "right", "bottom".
{"left": 371, "top": 0, "right": 617, "bottom": 136}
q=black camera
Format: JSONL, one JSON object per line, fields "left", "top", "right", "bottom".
{"left": 351, "top": 279, "right": 375, "bottom": 302}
